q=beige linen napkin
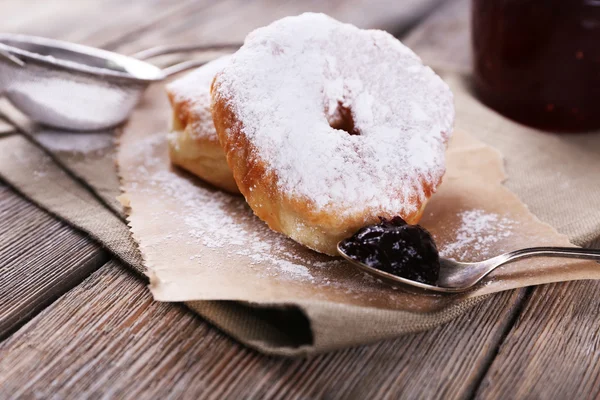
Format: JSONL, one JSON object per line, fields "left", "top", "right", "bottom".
{"left": 116, "top": 82, "right": 600, "bottom": 354}
{"left": 2, "top": 68, "right": 600, "bottom": 354}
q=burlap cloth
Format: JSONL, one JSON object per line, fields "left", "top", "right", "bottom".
{"left": 1, "top": 32, "right": 599, "bottom": 356}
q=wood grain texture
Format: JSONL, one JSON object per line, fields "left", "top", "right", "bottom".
{"left": 0, "top": 260, "right": 525, "bottom": 399}
{"left": 476, "top": 280, "right": 600, "bottom": 400}
{"left": 0, "top": 0, "right": 199, "bottom": 48}
{"left": 1, "top": 0, "right": 598, "bottom": 397}
{"left": 0, "top": 0, "right": 531, "bottom": 398}
{"left": 100, "top": 0, "right": 449, "bottom": 79}
{"left": 0, "top": 184, "right": 108, "bottom": 339}
{"left": 0, "top": 119, "right": 14, "bottom": 136}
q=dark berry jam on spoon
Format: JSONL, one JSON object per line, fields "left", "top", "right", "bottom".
{"left": 338, "top": 217, "right": 600, "bottom": 294}
{"left": 338, "top": 217, "right": 441, "bottom": 286}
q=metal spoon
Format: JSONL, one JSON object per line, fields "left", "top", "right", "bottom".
{"left": 337, "top": 244, "right": 600, "bottom": 293}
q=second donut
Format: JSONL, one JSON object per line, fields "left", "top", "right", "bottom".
{"left": 167, "top": 55, "right": 239, "bottom": 194}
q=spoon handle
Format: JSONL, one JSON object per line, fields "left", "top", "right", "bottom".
{"left": 502, "top": 247, "right": 600, "bottom": 263}
{"left": 445, "top": 246, "right": 600, "bottom": 292}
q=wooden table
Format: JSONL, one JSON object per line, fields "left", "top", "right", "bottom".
{"left": 1, "top": 1, "right": 599, "bottom": 398}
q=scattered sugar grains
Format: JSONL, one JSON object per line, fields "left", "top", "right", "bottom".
{"left": 133, "top": 133, "right": 353, "bottom": 284}
{"left": 439, "top": 209, "right": 514, "bottom": 260}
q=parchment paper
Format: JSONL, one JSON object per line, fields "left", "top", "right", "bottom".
{"left": 118, "top": 83, "right": 600, "bottom": 317}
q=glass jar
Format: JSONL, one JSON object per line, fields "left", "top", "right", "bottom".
{"left": 472, "top": 0, "right": 600, "bottom": 132}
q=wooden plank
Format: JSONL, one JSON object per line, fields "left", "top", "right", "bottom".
{"left": 110, "top": 0, "right": 444, "bottom": 56}
{"left": 0, "top": 0, "right": 443, "bottom": 57}
{"left": 475, "top": 280, "right": 600, "bottom": 399}
{"left": 0, "top": 184, "right": 108, "bottom": 339}
{"left": 0, "top": 119, "right": 14, "bottom": 136}
{"left": 0, "top": 259, "right": 525, "bottom": 399}
{"left": 0, "top": 0, "right": 200, "bottom": 48}
{"left": 0, "top": 101, "right": 16, "bottom": 136}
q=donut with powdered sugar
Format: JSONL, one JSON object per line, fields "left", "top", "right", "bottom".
{"left": 211, "top": 13, "right": 454, "bottom": 255}
{"left": 167, "top": 55, "right": 239, "bottom": 194}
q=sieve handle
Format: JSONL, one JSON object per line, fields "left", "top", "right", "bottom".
{"left": 131, "top": 42, "right": 241, "bottom": 78}
{"left": 132, "top": 43, "right": 241, "bottom": 60}
{"left": 161, "top": 60, "right": 212, "bottom": 77}
{"left": 0, "top": 45, "right": 25, "bottom": 67}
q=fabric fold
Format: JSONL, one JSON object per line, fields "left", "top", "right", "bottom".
{"left": 1, "top": 69, "right": 599, "bottom": 355}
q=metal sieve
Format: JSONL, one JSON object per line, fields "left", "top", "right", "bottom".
{"left": 0, "top": 33, "right": 240, "bottom": 131}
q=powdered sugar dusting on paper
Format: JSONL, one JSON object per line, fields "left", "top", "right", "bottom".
{"left": 276, "top": 261, "right": 313, "bottom": 279}
{"left": 130, "top": 134, "right": 516, "bottom": 289}
{"left": 131, "top": 133, "right": 362, "bottom": 284}
{"left": 439, "top": 209, "right": 514, "bottom": 260}
{"left": 213, "top": 13, "right": 454, "bottom": 217}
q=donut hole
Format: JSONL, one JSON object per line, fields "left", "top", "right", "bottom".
{"left": 328, "top": 102, "right": 360, "bottom": 135}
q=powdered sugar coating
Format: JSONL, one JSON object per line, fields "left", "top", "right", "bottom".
{"left": 166, "top": 55, "right": 231, "bottom": 141}
{"left": 213, "top": 13, "right": 454, "bottom": 217}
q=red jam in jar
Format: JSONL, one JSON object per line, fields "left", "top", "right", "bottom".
{"left": 472, "top": 0, "right": 600, "bottom": 132}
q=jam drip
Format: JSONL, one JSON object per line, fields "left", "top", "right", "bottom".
{"left": 339, "top": 217, "right": 440, "bottom": 285}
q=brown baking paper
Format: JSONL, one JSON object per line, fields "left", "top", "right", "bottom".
{"left": 118, "top": 84, "right": 600, "bottom": 350}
